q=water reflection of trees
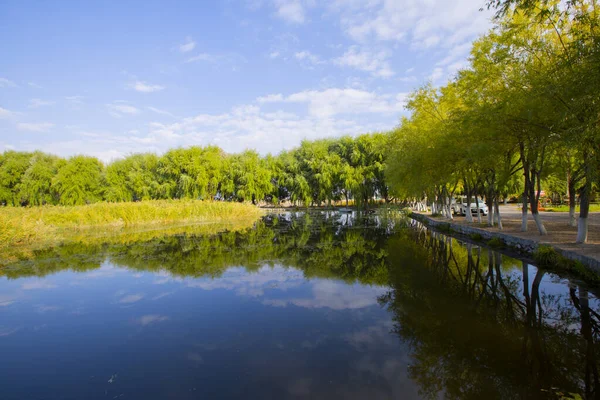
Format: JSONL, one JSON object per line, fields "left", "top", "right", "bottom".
{"left": 380, "top": 228, "right": 600, "bottom": 399}
{"left": 1, "top": 212, "right": 393, "bottom": 286}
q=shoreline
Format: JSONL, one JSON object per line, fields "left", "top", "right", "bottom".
{"left": 409, "top": 212, "right": 600, "bottom": 279}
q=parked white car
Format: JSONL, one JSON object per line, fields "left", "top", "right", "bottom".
{"left": 459, "top": 199, "right": 488, "bottom": 216}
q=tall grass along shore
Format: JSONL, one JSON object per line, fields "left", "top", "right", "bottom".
{"left": 0, "top": 200, "right": 263, "bottom": 263}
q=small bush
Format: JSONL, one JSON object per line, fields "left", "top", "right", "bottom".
{"left": 533, "top": 246, "right": 600, "bottom": 285}
{"left": 533, "top": 246, "right": 560, "bottom": 267}
{"left": 437, "top": 224, "right": 453, "bottom": 234}
{"left": 469, "top": 233, "right": 483, "bottom": 241}
{"left": 487, "top": 237, "right": 504, "bottom": 248}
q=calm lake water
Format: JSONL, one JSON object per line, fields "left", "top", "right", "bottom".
{"left": 1, "top": 211, "right": 599, "bottom": 399}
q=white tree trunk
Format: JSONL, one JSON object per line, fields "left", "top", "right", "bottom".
{"left": 495, "top": 200, "right": 503, "bottom": 230}
{"left": 465, "top": 206, "right": 473, "bottom": 223}
{"left": 576, "top": 217, "right": 588, "bottom": 243}
{"left": 475, "top": 198, "right": 482, "bottom": 224}
{"left": 532, "top": 213, "right": 548, "bottom": 236}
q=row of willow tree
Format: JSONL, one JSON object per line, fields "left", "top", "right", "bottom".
{"left": 387, "top": 0, "right": 600, "bottom": 243}
{"left": 0, "top": 133, "right": 387, "bottom": 209}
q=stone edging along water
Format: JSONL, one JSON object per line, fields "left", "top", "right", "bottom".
{"left": 409, "top": 212, "right": 600, "bottom": 274}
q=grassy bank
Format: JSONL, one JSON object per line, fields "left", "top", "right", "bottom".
{"left": 0, "top": 200, "right": 263, "bottom": 263}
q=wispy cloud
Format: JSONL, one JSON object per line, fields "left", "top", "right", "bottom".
{"left": 0, "top": 78, "right": 17, "bottom": 88}
{"left": 186, "top": 53, "right": 218, "bottom": 63}
{"left": 65, "top": 95, "right": 84, "bottom": 104}
{"left": 0, "top": 107, "right": 17, "bottom": 119}
{"left": 128, "top": 81, "right": 165, "bottom": 93}
{"left": 294, "top": 50, "right": 324, "bottom": 67}
{"left": 257, "top": 88, "right": 406, "bottom": 118}
{"left": 179, "top": 36, "right": 196, "bottom": 53}
{"left": 429, "top": 67, "right": 444, "bottom": 82}
{"left": 107, "top": 101, "right": 141, "bottom": 117}
{"left": 28, "top": 81, "right": 43, "bottom": 89}
{"left": 148, "top": 106, "right": 177, "bottom": 118}
{"left": 29, "top": 98, "right": 55, "bottom": 108}
{"left": 17, "top": 122, "right": 55, "bottom": 132}
{"left": 274, "top": 0, "right": 307, "bottom": 24}
{"left": 333, "top": 46, "right": 394, "bottom": 78}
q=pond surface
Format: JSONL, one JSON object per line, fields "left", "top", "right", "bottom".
{"left": 0, "top": 211, "right": 599, "bottom": 399}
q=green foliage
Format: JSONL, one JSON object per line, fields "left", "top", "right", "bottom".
{"left": 0, "top": 134, "right": 390, "bottom": 209}
{"left": 469, "top": 233, "right": 484, "bottom": 241}
{"left": 533, "top": 245, "right": 561, "bottom": 267}
{"left": 487, "top": 237, "right": 504, "bottom": 248}
{"left": 533, "top": 245, "right": 600, "bottom": 284}
{"left": 53, "top": 155, "right": 104, "bottom": 205}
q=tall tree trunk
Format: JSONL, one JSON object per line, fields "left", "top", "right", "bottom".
{"left": 577, "top": 175, "right": 591, "bottom": 244}
{"left": 495, "top": 198, "right": 503, "bottom": 230}
{"left": 486, "top": 194, "right": 494, "bottom": 227}
{"left": 567, "top": 171, "right": 577, "bottom": 227}
{"left": 522, "top": 191, "right": 528, "bottom": 232}
{"left": 475, "top": 195, "right": 482, "bottom": 224}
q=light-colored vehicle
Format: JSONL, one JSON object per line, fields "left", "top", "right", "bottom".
{"left": 459, "top": 198, "right": 488, "bottom": 216}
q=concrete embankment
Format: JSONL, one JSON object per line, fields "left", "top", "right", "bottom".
{"left": 410, "top": 212, "right": 600, "bottom": 274}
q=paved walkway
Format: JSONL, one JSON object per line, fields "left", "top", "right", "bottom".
{"left": 433, "top": 205, "right": 600, "bottom": 262}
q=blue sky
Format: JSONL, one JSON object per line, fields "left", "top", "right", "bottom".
{"left": 0, "top": 0, "right": 492, "bottom": 162}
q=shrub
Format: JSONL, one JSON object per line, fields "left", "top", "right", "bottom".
{"left": 533, "top": 246, "right": 560, "bottom": 267}
{"left": 469, "top": 233, "right": 483, "bottom": 241}
{"left": 487, "top": 237, "right": 504, "bottom": 248}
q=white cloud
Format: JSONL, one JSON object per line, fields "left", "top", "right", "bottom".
{"left": 0, "top": 107, "right": 17, "bottom": 119}
{"left": 16, "top": 87, "right": 404, "bottom": 161}
{"left": 186, "top": 53, "right": 218, "bottom": 63}
{"left": 17, "top": 122, "right": 55, "bottom": 132}
{"left": 294, "top": 50, "right": 324, "bottom": 66}
{"left": 257, "top": 93, "right": 284, "bottom": 103}
{"left": 429, "top": 67, "right": 444, "bottom": 82}
{"left": 148, "top": 106, "right": 177, "bottom": 118}
{"left": 29, "top": 98, "right": 55, "bottom": 108}
{"left": 28, "top": 82, "right": 43, "bottom": 89}
{"left": 269, "top": 51, "right": 281, "bottom": 59}
{"left": 429, "top": 67, "right": 444, "bottom": 83}
{"left": 333, "top": 46, "right": 394, "bottom": 78}
{"left": 0, "top": 78, "right": 17, "bottom": 88}
{"left": 128, "top": 81, "right": 165, "bottom": 93}
{"left": 333, "top": 0, "right": 491, "bottom": 48}
{"left": 179, "top": 37, "right": 196, "bottom": 53}
{"left": 65, "top": 95, "right": 84, "bottom": 104}
{"left": 267, "top": 88, "right": 406, "bottom": 118}
{"left": 274, "top": 0, "right": 307, "bottom": 24}
{"left": 107, "top": 102, "right": 140, "bottom": 117}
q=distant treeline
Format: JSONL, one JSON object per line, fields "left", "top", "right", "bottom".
{"left": 0, "top": 133, "right": 388, "bottom": 207}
